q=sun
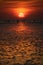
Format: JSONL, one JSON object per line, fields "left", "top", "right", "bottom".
{"left": 18, "top": 12, "right": 24, "bottom": 18}
{"left": 14, "top": 8, "right": 28, "bottom": 18}
{"left": 11, "top": 8, "right": 30, "bottom": 18}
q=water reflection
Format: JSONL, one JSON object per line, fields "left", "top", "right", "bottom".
{"left": 0, "top": 21, "right": 43, "bottom": 65}
{"left": 9, "top": 21, "right": 31, "bottom": 33}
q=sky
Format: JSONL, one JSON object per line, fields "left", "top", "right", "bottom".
{"left": 0, "top": 0, "right": 43, "bottom": 20}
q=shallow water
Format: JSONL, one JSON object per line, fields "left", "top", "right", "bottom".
{"left": 0, "top": 22, "right": 43, "bottom": 65}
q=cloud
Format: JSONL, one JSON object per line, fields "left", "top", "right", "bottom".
{"left": 0, "top": 0, "right": 43, "bottom": 8}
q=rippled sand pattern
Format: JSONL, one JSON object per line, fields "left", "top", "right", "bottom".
{"left": 0, "top": 22, "right": 43, "bottom": 65}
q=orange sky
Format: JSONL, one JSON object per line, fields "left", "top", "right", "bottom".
{"left": 0, "top": 0, "right": 43, "bottom": 19}
{"left": 0, "top": 0, "right": 43, "bottom": 8}
{"left": 0, "top": 0, "right": 43, "bottom": 7}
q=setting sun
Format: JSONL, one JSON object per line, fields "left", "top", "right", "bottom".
{"left": 10, "top": 7, "right": 35, "bottom": 19}
{"left": 18, "top": 12, "right": 24, "bottom": 18}
{"left": 11, "top": 8, "right": 29, "bottom": 18}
